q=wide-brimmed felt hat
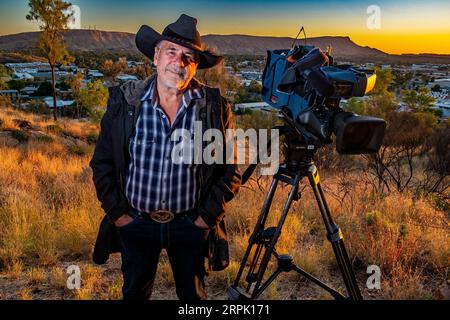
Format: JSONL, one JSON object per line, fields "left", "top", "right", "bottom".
{"left": 135, "top": 14, "right": 222, "bottom": 69}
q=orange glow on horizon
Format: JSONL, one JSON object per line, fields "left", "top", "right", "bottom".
{"left": 349, "top": 33, "right": 450, "bottom": 55}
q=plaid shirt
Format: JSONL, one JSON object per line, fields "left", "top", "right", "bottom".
{"left": 124, "top": 79, "right": 203, "bottom": 213}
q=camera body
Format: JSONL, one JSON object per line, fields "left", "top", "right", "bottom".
{"left": 262, "top": 45, "right": 386, "bottom": 154}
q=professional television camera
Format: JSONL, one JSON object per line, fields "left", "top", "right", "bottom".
{"left": 269, "top": 45, "right": 386, "bottom": 153}
{"left": 228, "top": 44, "right": 386, "bottom": 300}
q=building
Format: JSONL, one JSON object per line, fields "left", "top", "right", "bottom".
{"left": 434, "top": 100, "right": 450, "bottom": 119}
{"left": 117, "top": 74, "right": 139, "bottom": 82}
{"left": 12, "top": 72, "right": 34, "bottom": 81}
{"left": 43, "top": 96, "right": 75, "bottom": 108}
{"left": 88, "top": 70, "right": 104, "bottom": 80}
{"left": 20, "top": 86, "right": 38, "bottom": 96}
{"left": 433, "top": 78, "right": 450, "bottom": 89}
{"left": 5, "top": 62, "right": 50, "bottom": 70}
{"left": 127, "top": 61, "right": 144, "bottom": 68}
{"left": 239, "top": 70, "right": 262, "bottom": 81}
{"left": 234, "top": 101, "right": 276, "bottom": 113}
{"left": 0, "top": 90, "right": 20, "bottom": 107}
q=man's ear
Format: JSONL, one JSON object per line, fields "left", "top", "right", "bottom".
{"left": 153, "top": 48, "right": 159, "bottom": 66}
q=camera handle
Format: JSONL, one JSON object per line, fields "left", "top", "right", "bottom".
{"left": 228, "top": 161, "right": 363, "bottom": 300}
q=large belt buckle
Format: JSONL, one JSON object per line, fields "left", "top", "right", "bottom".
{"left": 149, "top": 210, "right": 175, "bottom": 223}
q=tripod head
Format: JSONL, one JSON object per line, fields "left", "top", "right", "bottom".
{"left": 241, "top": 109, "right": 319, "bottom": 185}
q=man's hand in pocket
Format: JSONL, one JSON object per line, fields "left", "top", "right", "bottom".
{"left": 115, "top": 214, "right": 134, "bottom": 228}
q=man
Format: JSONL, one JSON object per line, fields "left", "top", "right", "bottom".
{"left": 89, "top": 14, "right": 241, "bottom": 300}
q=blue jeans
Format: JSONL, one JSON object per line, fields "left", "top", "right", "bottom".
{"left": 116, "top": 213, "right": 209, "bottom": 300}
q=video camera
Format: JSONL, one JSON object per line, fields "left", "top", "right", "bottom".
{"left": 262, "top": 45, "right": 386, "bottom": 154}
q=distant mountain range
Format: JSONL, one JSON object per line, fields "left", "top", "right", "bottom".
{"left": 1, "top": 29, "right": 449, "bottom": 64}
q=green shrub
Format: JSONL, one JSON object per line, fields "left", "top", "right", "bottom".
{"left": 35, "top": 134, "right": 54, "bottom": 144}
{"left": 68, "top": 143, "right": 91, "bottom": 156}
{"left": 86, "top": 132, "right": 98, "bottom": 145}
{"left": 364, "top": 210, "right": 382, "bottom": 226}
{"left": 46, "top": 124, "right": 63, "bottom": 134}
{"left": 27, "top": 100, "right": 50, "bottom": 115}
{"left": 11, "top": 129, "right": 29, "bottom": 143}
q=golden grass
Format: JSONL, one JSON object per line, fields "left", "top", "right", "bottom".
{"left": 0, "top": 107, "right": 103, "bottom": 272}
{"left": 106, "top": 278, "right": 123, "bottom": 300}
{"left": 222, "top": 174, "right": 449, "bottom": 299}
{"left": 74, "top": 264, "right": 104, "bottom": 300}
{"left": 19, "top": 287, "right": 32, "bottom": 300}
{"left": 49, "top": 267, "right": 67, "bottom": 290}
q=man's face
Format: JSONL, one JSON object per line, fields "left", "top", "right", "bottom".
{"left": 154, "top": 40, "right": 199, "bottom": 91}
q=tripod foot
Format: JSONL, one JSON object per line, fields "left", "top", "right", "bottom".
{"left": 227, "top": 285, "right": 252, "bottom": 300}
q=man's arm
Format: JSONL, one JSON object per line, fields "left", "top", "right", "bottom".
{"left": 89, "top": 87, "right": 131, "bottom": 224}
{"left": 197, "top": 97, "right": 242, "bottom": 228}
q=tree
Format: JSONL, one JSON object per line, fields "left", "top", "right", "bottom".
{"left": 0, "top": 65, "right": 9, "bottom": 78}
{"left": 35, "top": 81, "right": 53, "bottom": 96}
{"left": 69, "top": 73, "right": 108, "bottom": 120}
{"left": 372, "top": 67, "right": 394, "bottom": 96}
{"left": 392, "top": 70, "right": 413, "bottom": 91}
{"left": 364, "top": 67, "right": 398, "bottom": 118}
{"left": 422, "top": 124, "right": 450, "bottom": 197}
{"left": 68, "top": 72, "right": 84, "bottom": 118}
{"left": 129, "top": 58, "right": 154, "bottom": 80}
{"left": 0, "top": 65, "right": 10, "bottom": 89}
{"left": 402, "top": 87, "right": 436, "bottom": 114}
{"left": 6, "top": 79, "right": 26, "bottom": 91}
{"left": 26, "top": 0, "right": 74, "bottom": 121}
{"left": 365, "top": 111, "right": 437, "bottom": 193}
{"left": 345, "top": 97, "right": 367, "bottom": 114}
{"left": 431, "top": 84, "right": 441, "bottom": 92}
{"left": 195, "top": 54, "right": 240, "bottom": 102}
{"left": 101, "top": 57, "right": 128, "bottom": 85}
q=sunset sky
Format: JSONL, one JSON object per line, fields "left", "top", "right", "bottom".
{"left": 0, "top": 0, "right": 449, "bottom": 54}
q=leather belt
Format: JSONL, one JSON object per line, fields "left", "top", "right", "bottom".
{"left": 149, "top": 210, "right": 175, "bottom": 223}
{"left": 130, "top": 208, "right": 196, "bottom": 224}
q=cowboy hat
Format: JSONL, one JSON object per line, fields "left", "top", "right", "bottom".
{"left": 135, "top": 14, "right": 222, "bottom": 69}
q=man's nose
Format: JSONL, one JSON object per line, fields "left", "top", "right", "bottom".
{"left": 171, "top": 52, "right": 188, "bottom": 68}
{"left": 177, "top": 55, "right": 189, "bottom": 68}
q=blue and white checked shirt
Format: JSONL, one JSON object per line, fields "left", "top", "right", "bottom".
{"left": 125, "top": 79, "right": 203, "bottom": 213}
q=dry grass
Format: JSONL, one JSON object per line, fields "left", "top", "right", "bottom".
{"left": 74, "top": 264, "right": 104, "bottom": 300}
{"left": 0, "top": 106, "right": 102, "bottom": 273}
{"left": 0, "top": 106, "right": 448, "bottom": 300}
{"left": 26, "top": 267, "right": 47, "bottom": 285}
{"left": 220, "top": 167, "right": 449, "bottom": 300}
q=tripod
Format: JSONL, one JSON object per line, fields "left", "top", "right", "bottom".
{"left": 228, "top": 130, "right": 363, "bottom": 300}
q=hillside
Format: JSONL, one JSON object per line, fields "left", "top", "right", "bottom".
{"left": 2, "top": 29, "right": 449, "bottom": 63}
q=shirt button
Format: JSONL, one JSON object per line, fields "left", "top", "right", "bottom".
{"left": 161, "top": 200, "right": 166, "bottom": 204}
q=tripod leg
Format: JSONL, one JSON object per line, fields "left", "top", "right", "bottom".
{"left": 251, "top": 173, "right": 302, "bottom": 298}
{"left": 290, "top": 265, "right": 346, "bottom": 300}
{"left": 233, "top": 177, "right": 279, "bottom": 288}
{"left": 308, "top": 165, "right": 363, "bottom": 300}
{"left": 253, "top": 268, "right": 283, "bottom": 300}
